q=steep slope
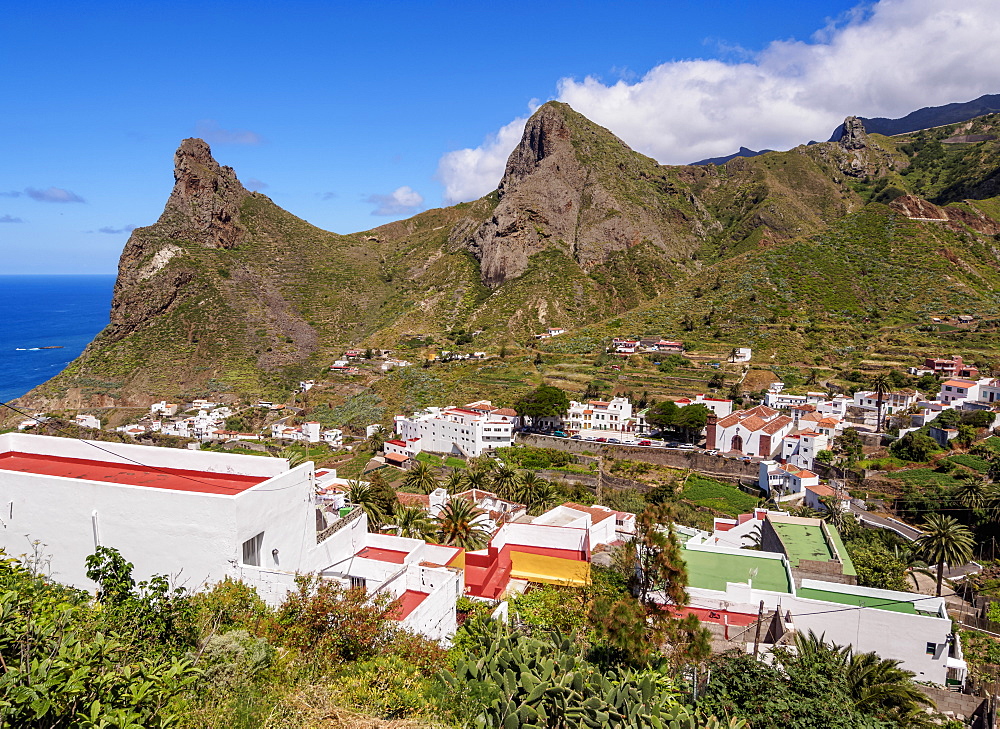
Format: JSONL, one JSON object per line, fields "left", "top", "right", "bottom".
{"left": 15, "top": 102, "right": 1000, "bottom": 410}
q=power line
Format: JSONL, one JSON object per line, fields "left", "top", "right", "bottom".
{"left": 0, "top": 400, "right": 307, "bottom": 494}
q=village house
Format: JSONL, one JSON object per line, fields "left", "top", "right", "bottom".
{"left": 270, "top": 419, "right": 322, "bottom": 443}
{"left": 531, "top": 502, "right": 636, "bottom": 546}
{"left": 73, "top": 414, "right": 101, "bottom": 430}
{"left": 674, "top": 394, "right": 733, "bottom": 418}
{"left": 396, "top": 487, "right": 526, "bottom": 534}
{"left": 758, "top": 460, "right": 819, "bottom": 500}
{"left": 853, "top": 388, "right": 919, "bottom": 415}
{"left": 706, "top": 405, "right": 794, "bottom": 457}
{"left": 150, "top": 401, "right": 179, "bottom": 417}
{"left": 0, "top": 432, "right": 463, "bottom": 641}
{"left": 924, "top": 355, "right": 979, "bottom": 379}
{"left": 780, "top": 429, "right": 829, "bottom": 470}
{"left": 676, "top": 513, "right": 965, "bottom": 686}
{"left": 564, "top": 396, "right": 634, "bottom": 434}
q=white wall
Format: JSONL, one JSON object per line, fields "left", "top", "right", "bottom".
{"left": 0, "top": 433, "right": 311, "bottom": 596}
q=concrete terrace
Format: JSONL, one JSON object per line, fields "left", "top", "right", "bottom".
{"left": 682, "top": 547, "right": 792, "bottom": 594}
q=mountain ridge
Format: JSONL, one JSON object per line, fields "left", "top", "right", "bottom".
{"left": 12, "top": 101, "right": 1000, "bottom": 415}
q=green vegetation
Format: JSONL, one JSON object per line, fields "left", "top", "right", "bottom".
{"left": 680, "top": 474, "right": 759, "bottom": 517}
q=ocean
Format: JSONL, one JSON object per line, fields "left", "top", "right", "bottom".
{"left": 0, "top": 275, "right": 117, "bottom": 404}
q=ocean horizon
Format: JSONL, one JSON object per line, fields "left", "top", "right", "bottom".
{"left": 0, "top": 274, "right": 116, "bottom": 405}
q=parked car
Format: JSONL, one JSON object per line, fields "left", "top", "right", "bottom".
{"left": 678, "top": 443, "right": 696, "bottom": 450}
{"left": 595, "top": 437, "right": 608, "bottom": 443}
{"left": 638, "top": 439, "right": 652, "bottom": 446}
{"left": 608, "top": 438, "right": 621, "bottom": 444}
{"left": 553, "top": 430, "right": 567, "bottom": 438}
{"left": 705, "top": 449, "right": 718, "bottom": 456}
{"left": 570, "top": 435, "right": 582, "bottom": 440}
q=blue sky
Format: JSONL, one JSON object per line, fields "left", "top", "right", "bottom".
{"left": 3, "top": 0, "right": 999, "bottom": 273}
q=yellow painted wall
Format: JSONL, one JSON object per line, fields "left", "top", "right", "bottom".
{"left": 510, "top": 550, "right": 591, "bottom": 587}
{"left": 448, "top": 551, "right": 466, "bottom": 569}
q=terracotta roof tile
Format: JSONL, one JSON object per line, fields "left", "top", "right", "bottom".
{"left": 738, "top": 415, "right": 767, "bottom": 432}
{"left": 761, "top": 415, "right": 794, "bottom": 434}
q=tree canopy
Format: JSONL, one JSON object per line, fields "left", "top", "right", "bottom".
{"left": 514, "top": 385, "right": 570, "bottom": 425}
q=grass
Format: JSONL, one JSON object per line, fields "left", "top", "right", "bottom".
{"left": 415, "top": 452, "right": 467, "bottom": 470}
{"left": 680, "top": 474, "right": 759, "bottom": 517}
{"left": 889, "top": 468, "right": 965, "bottom": 490}
{"left": 945, "top": 454, "right": 992, "bottom": 474}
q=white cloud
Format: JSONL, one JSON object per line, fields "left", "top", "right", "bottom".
{"left": 438, "top": 0, "right": 1000, "bottom": 201}
{"left": 195, "top": 120, "right": 264, "bottom": 145}
{"left": 26, "top": 186, "right": 85, "bottom": 203}
{"left": 437, "top": 116, "right": 529, "bottom": 204}
{"left": 366, "top": 185, "right": 425, "bottom": 216}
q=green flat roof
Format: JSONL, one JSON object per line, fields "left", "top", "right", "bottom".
{"left": 796, "top": 587, "right": 930, "bottom": 615}
{"left": 682, "top": 547, "right": 792, "bottom": 594}
{"left": 770, "top": 521, "right": 856, "bottom": 577}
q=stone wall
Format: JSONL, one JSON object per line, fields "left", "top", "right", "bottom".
{"left": 517, "top": 434, "right": 759, "bottom": 484}
{"left": 918, "top": 686, "right": 988, "bottom": 726}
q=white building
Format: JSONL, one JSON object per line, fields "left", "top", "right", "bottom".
{"left": 937, "top": 377, "right": 1000, "bottom": 408}
{"left": 853, "top": 389, "right": 919, "bottom": 414}
{"left": 564, "top": 397, "right": 634, "bottom": 433}
{"left": 707, "top": 405, "right": 794, "bottom": 457}
{"left": 270, "top": 419, "right": 322, "bottom": 444}
{"left": 531, "top": 502, "right": 635, "bottom": 546}
{"left": 151, "top": 401, "right": 179, "bottom": 417}
{"left": 0, "top": 432, "right": 461, "bottom": 641}
{"left": 678, "top": 519, "right": 965, "bottom": 686}
{"left": 758, "top": 460, "right": 819, "bottom": 500}
{"left": 781, "top": 430, "right": 829, "bottom": 471}
{"left": 730, "top": 347, "right": 752, "bottom": 362}
{"left": 397, "top": 487, "right": 525, "bottom": 534}
{"left": 73, "top": 414, "right": 102, "bottom": 430}
{"left": 674, "top": 394, "right": 733, "bottom": 419}
{"left": 394, "top": 401, "right": 517, "bottom": 457}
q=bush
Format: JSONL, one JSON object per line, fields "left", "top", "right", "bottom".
{"left": 197, "top": 629, "right": 275, "bottom": 688}
{"left": 334, "top": 655, "right": 437, "bottom": 719}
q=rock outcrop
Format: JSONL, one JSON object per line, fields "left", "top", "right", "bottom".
{"left": 467, "top": 102, "right": 699, "bottom": 287}
{"left": 108, "top": 139, "right": 250, "bottom": 339}
{"left": 838, "top": 116, "right": 869, "bottom": 151}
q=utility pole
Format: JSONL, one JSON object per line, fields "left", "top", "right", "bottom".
{"left": 752, "top": 599, "right": 765, "bottom": 658}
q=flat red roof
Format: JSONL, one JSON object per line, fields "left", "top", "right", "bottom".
{"left": 355, "top": 546, "right": 410, "bottom": 564}
{"left": 393, "top": 589, "right": 429, "bottom": 620}
{"left": 0, "top": 452, "right": 268, "bottom": 496}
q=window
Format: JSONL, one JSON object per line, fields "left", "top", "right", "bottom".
{"left": 926, "top": 642, "right": 936, "bottom": 655}
{"left": 350, "top": 576, "right": 367, "bottom": 591}
{"left": 242, "top": 532, "right": 263, "bottom": 566}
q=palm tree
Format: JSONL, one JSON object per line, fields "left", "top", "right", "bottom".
{"left": 435, "top": 497, "right": 491, "bottom": 550}
{"left": 347, "top": 480, "right": 386, "bottom": 531}
{"left": 276, "top": 447, "right": 311, "bottom": 468}
{"left": 845, "top": 651, "right": 931, "bottom": 717}
{"left": 392, "top": 505, "right": 435, "bottom": 541}
{"left": 869, "top": 372, "right": 893, "bottom": 433}
{"left": 891, "top": 545, "right": 935, "bottom": 590}
{"left": 463, "top": 468, "right": 491, "bottom": 492}
{"left": 492, "top": 464, "right": 521, "bottom": 501}
{"left": 403, "top": 461, "right": 440, "bottom": 494}
{"left": 513, "top": 471, "right": 544, "bottom": 506}
{"left": 954, "top": 476, "right": 993, "bottom": 512}
{"left": 443, "top": 470, "right": 465, "bottom": 495}
{"left": 914, "top": 513, "right": 975, "bottom": 596}
{"left": 367, "top": 425, "right": 388, "bottom": 453}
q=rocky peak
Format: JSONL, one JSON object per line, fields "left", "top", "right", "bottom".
{"left": 839, "top": 116, "right": 868, "bottom": 151}
{"left": 157, "top": 137, "right": 250, "bottom": 250}
{"left": 498, "top": 103, "right": 572, "bottom": 196}
{"left": 467, "top": 102, "right": 697, "bottom": 287}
